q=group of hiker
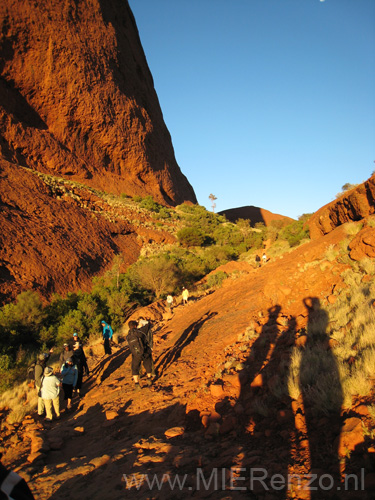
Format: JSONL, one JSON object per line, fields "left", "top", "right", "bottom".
{"left": 33, "top": 288, "right": 191, "bottom": 421}
{"left": 33, "top": 332, "right": 89, "bottom": 422}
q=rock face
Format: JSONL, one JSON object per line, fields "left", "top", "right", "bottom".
{"left": 0, "top": 157, "right": 176, "bottom": 303}
{"left": 0, "top": 0, "right": 196, "bottom": 205}
{"left": 307, "top": 175, "right": 375, "bottom": 239}
{"left": 0, "top": 0, "right": 196, "bottom": 303}
{"left": 219, "top": 205, "right": 294, "bottom": 226}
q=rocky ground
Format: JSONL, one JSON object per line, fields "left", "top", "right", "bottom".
{"left": 1, "top": 222, "right": 375, "bottom": 499}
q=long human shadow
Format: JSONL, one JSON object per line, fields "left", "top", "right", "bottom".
{"left": 84, "top": 344, "right": 130, "bottom": 389}
{"left": 155, "top": 312, "right": 217, "bottom": 376}
{"left": 299, "top": 297, "right": 343, "bottom": 497}
{"left": 237, "top": 306, "right": 297, "bottom": 497}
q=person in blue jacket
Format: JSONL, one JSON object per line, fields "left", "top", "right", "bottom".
{"left": 101, "top": 320, "right": 113, "bottom": 355}
{"left": 60, "top": 357, "right": 78, "bottom": 411}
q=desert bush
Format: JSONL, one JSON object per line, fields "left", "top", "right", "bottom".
{"left": 207, "top": 271, "right": 228, "bottom": 288}
{"left": 177, "top": 226, "right": 208, "bottom": 247}
{"left": 279, "top": 220, "right": 309, "bottom": 247}
{"left": 131, "top": 255, "right": 181, "bottom": 299}
{"left": 139, "top": 195, "right": 163, "bottom": 212}
{"left": 213, "top": 224, "right": 243, "bottom": 246}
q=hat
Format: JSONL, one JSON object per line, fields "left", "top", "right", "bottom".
{"left": 66, "top": 357, "right": 73, "bottom": 364}
{"left": 63, "top": 343, "right": 68, "bottom": 347}
{"left": 73, "top": 332, "right": 78, "bottom": 337}
{"left": 38, "top": 353, "right": 48, "bottom": 361}
{"left": 44, "top": 366, "right": 53, "bottom": 376}
{"left": 73, "top": 342, "right": 80, "bottom": 349}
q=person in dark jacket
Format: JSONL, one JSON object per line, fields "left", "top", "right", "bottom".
{"left": 72, "top": 341, "right": 89, "bottom": 397}
{"left": 59, "top": 343, "right": 73, "bottom": 365}
{"left": 101, "top": 320, "right": 113, "bottom": 355}
{"left": 60, "top": 357, "right": 78, "bottom": 410}
{"left": 127, "top": 320, "right": 153, "bottom": 391}
{"left": 0, "top": 460, "right": 35, "bottom": 500}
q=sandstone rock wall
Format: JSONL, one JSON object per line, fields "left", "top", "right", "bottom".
{"left": 0, "top": 0, "right": 196, "bottom": 205}
{"left": 307, "top": 175, "right": 375, "bottom": 239}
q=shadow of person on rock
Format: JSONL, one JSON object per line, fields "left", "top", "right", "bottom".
{"left": 298, "top": 297, "right": 343, "bottom": 498}
{"left": 244, "top": 305, "right": 282, "bottom": 388}
{"left": 155, "top": 312, "right": 217, "bottom": 377}
{"left": 238, "top": 306, "right": 297, "bottom": 498}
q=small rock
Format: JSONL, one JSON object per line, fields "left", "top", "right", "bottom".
{"left": 327, "top": 294, "right": 337, "bottom": 304}
{"left": 210, "top": 384, "right": 224, "bottom": 398}
{"left": 355, "top": 405, "right": 369, "bottom": 416}
{"left": 219, "top": 416, "right": 237, "bottom": 435}
{"left": 164, "top": 427, "right": 185, "bottom": 438}
{"left": 89, "top": 455, "right": 111, "bottom": 468}
{"left": 74, "top": 426, "right": 85, "bottom": 435}
{"left": 295, "top": 335, "right": 307, "bottom": 347}
{"left": 250, "top": 373, "right": 263, "bottom": 388}
{"left": 105, "top": 410, "right": 119, "bottom": 420}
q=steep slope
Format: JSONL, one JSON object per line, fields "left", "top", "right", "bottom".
{"left": 2, "top": 222, "right": 374, "bottom": 499}
{"left": 0, "top": 159, "right": 175, "bottom": 303}
{"left": 219, "top": 205, "right": 294, "bottom": 226}
{"left": 0, "top": 0, "right": 197, "bottom": 303}
{"left": 307, "top": 174, "right": 375, "bottom": 239}
{"left": 0, "top": 0, "right": 196, "bottom": 205}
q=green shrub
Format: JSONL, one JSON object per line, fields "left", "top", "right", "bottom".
{"left": 139, "top": 195, "right": 162, "bottom": 212}
{"left": 279, "top": 220, "right": 309, "bottom": 247}
{"left": 177, "top": 226, "right": 207, "bottom": 247}
{"left": 207, "top": 271, "right": 228, "bottom": 288}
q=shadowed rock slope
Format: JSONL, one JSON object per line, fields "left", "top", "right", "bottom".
{"left": 219, "top": 205, "right": 294, "bottom": 227}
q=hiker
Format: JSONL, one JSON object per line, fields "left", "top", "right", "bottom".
{"left": 127, "top": 320, "right": 153, "bottom": 391}
{"left": 72, "top": 332, "right": 81, "bottom": 344}
{"left": 0, "top": 460, "right": 35, "bottom": 500}
{"left": 35, "top": 348, "right": 53, "bottom": 418}
{"left": 101, "top": 320, "right": 113, "bottom": 355}
{"left": 137, "top": 317, "right": 153, "bottom": 350}
{"left": 166, "top": 294, "right": 174, "bottom": 312}
{"left": 40, "top": 367, "right": 61, "bottom": 422}
{"left": 72, "top": 341, "right": 89, "bottom": 397}
{"left": 59, "top": 343, "right": 74, "bottom": 365}
{"left": 262, "top": 253, "right": 267, "bottom": 265}
{"left": 181, "top": 287, "right": 189, "bottom": 305}
{"left": 60, "top": 357, "right": 78, "bottom": 410}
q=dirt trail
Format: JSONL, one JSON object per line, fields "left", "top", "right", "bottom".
{"left": 1, "top": 223, "right": 374, "bottom": 499}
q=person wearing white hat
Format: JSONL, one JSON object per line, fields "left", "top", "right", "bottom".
{"left": 40, "top": 367, "right": 61, "bottom": 422}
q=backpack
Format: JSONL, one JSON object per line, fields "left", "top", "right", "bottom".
{"left": 127, "top": 328, "right": 144, "bottom": 357}
{"left": 138, "top": 323, "right": 153, "bottom": 350}
{"left": 27, "top": 362, "right": 37, "bottom": 388}
{"left": 27, "top": 362, "right": 36, "bottom": 381}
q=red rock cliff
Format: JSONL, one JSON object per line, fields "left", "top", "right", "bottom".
{"left": 307, "top": 175, "right": 375, "bottom": 239}
{"left": 0, "top": 0, "right": 196, "bottom": 205}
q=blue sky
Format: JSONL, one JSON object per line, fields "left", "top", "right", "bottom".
{"left": 128, "top": 0, "right": 375, "bottom": 219}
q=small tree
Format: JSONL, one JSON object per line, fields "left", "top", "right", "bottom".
{"left": 133, "top": 256, "right": 180, "bottom": 298}
{"left": 209, "top": 193, "right": 217, "bottom": 213}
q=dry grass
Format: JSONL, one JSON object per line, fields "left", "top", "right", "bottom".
{"left": 325, "top": 244, "right": 339, "bottom": 262}
{"left": 0, "top": 382, "right": 38, "bottom": 424}
{"left": 344, "top": 221, "right": 363, "bottom": 236}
